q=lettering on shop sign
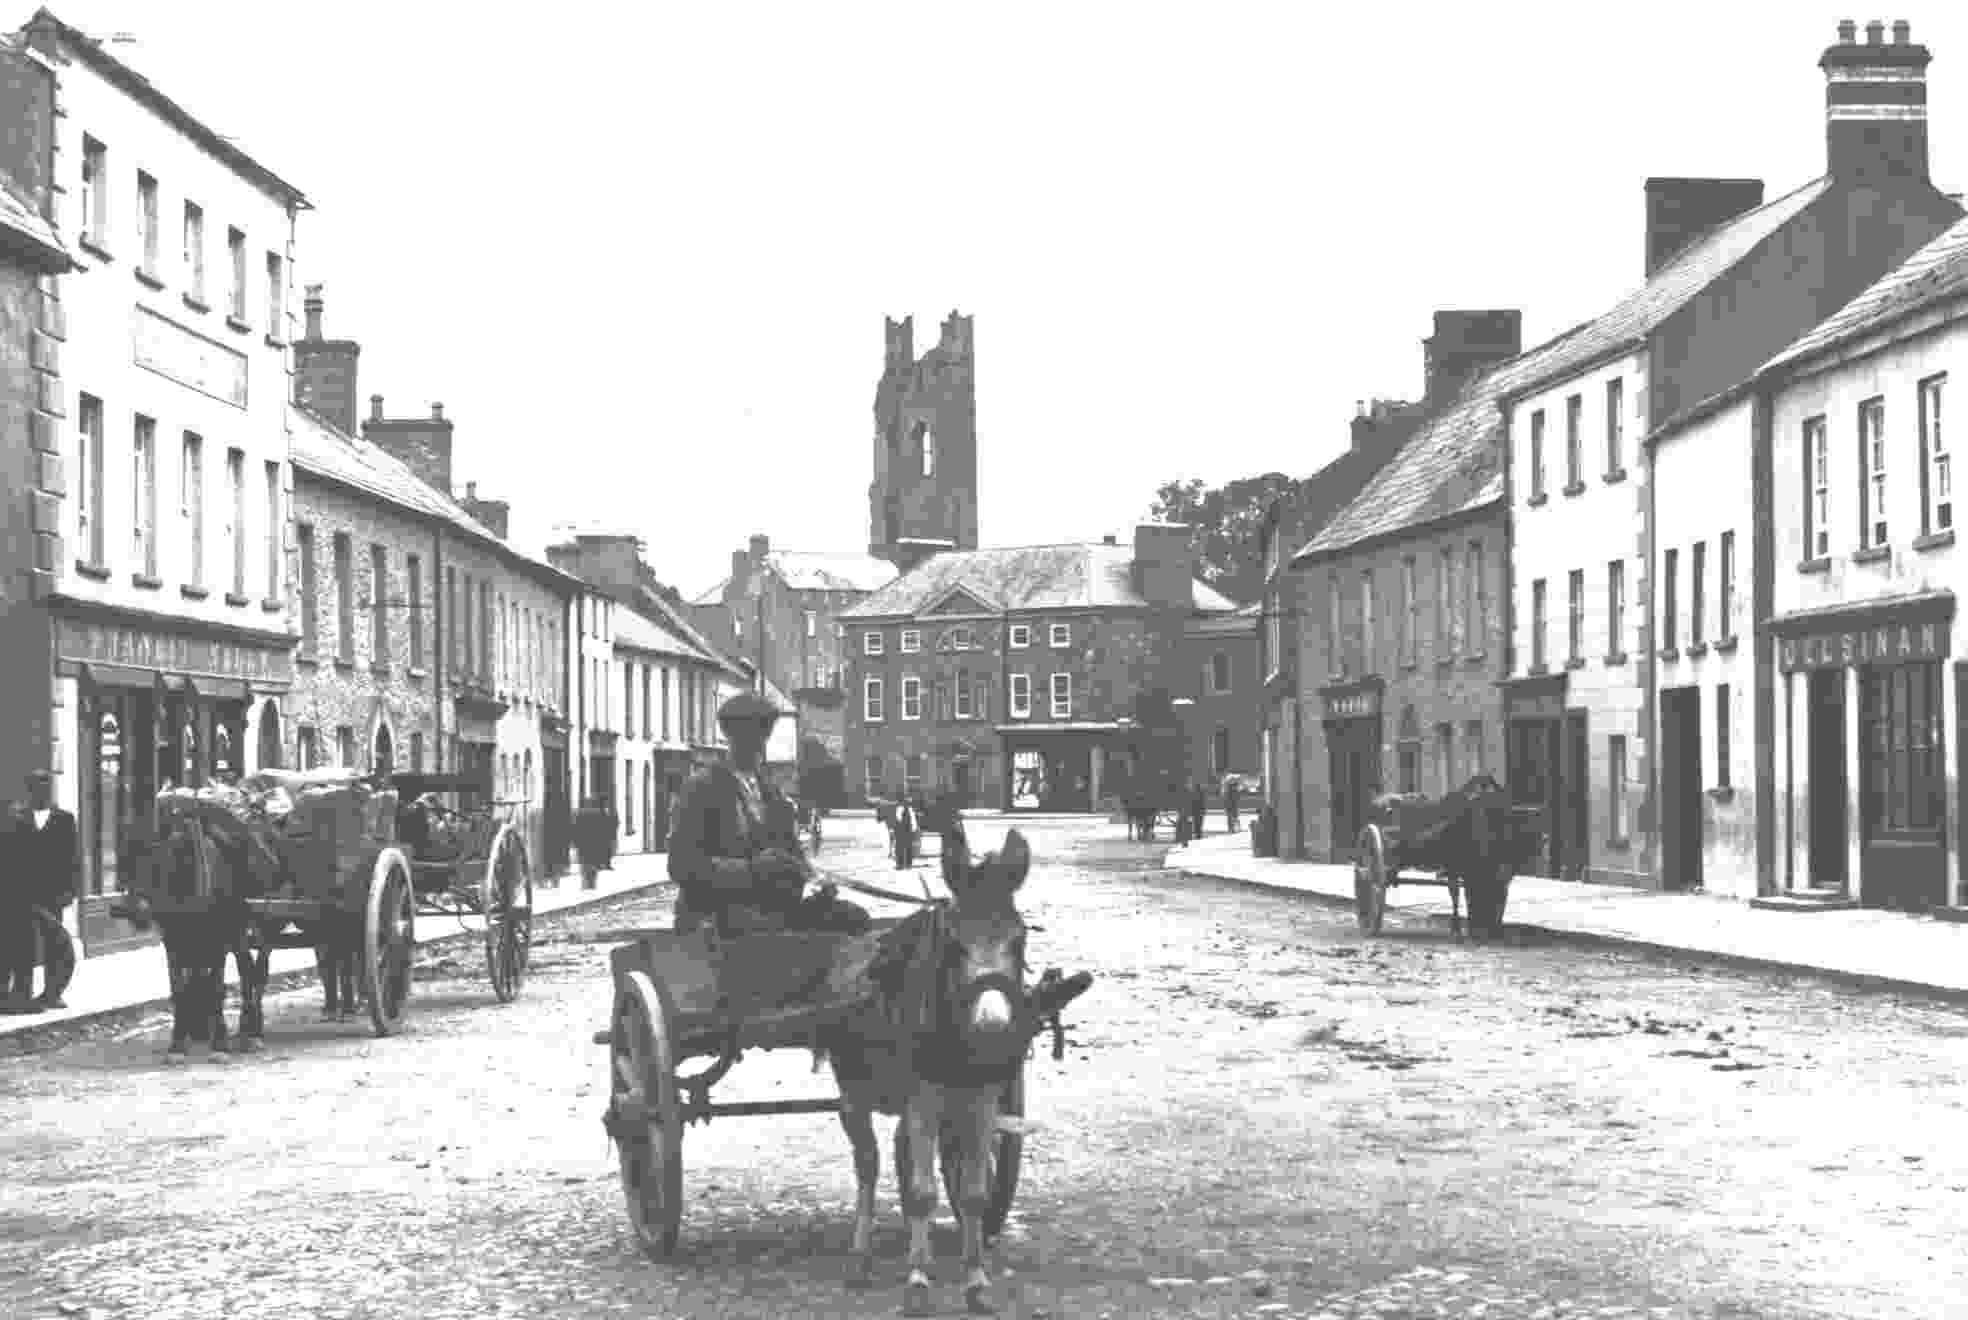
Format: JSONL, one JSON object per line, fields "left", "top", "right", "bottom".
{"left": 1321, "top": 689, "right": 1381, "bottom": 721}
{"left": 1777, "top": 620, "right": 1948, "bottom": 673}
{"left": 59, "top": 619, "right": 294, "bottom": 684}
{"left": 132, "top": 305, "right": 249, "bottom": 409}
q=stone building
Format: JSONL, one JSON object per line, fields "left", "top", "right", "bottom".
{"left": 23, "top": 10, "right": 309, "bottom": 955}
{"left": 1288, "top": 312, "right": 1530, "bottom": 863}
{"left": 870, "top": 311, "right": 977, "bottom": 574}
{"left": 0, "top": 31, "right": 72, "bottom": 822}
{"left": 1184, "top": 604, "right": 1260, "bottom": 790}
{"left": 291, "top": 290, "right": 579, "bottom": 878}
{"left": 840, "top": 527, "right": 1237, "bottom": 812}
{"left": 689, "top": 532, "right": 894, "bottom": 806}
{"left": 1503, "top": 18, "right": 1961, "bottom": 893}
{"left": 1256, "top": 397, "right": 1428, "bottom": 856}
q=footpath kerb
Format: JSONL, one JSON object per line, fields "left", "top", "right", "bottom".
{"left": 1163, "top": 831, "right": 1968, "bottom": 1006}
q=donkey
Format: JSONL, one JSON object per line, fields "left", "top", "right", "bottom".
{"left": 820, "top": 829, "right": 1082, "bottom": 1318}
{"left": 115, "top": 823, "right": 269, "bottom": 1061}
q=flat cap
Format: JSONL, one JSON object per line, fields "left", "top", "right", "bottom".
{"left": 717, "top": 691, "right": 782, "bottom": 725}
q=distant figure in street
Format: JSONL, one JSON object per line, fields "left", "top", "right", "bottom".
{"left": 1224, "top": 776, "right": 1243, "bottom": 833}
{"left": 2, "top": 770, "right": 80, "bottom": 1014}
{"left": 574, "top": 795, "right": 609, "bottom": 889}
{"left": 1189, "top": 782, "right": 1208, "bottom": 842}
{"left": 891, "top": 797, "right": 918, "bottom": 870}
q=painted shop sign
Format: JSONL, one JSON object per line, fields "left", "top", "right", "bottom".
{"left": 132, "top": 305, "right": 249, "bottom": 410}
{"left": 59, "top": 619, "right": 293, "bottom": 685}
{"left": 1777, "top": 621, "right": 1949, "bottom": 673}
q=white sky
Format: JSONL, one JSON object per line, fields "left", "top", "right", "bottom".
{"left": 33, "top": 2, "right": 1968, "bottom": 598}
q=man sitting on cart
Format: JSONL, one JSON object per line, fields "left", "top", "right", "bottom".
{"left": 667, "top": 692, "right": 868, "bottom": 936}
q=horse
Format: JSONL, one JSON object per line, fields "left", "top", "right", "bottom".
{"left": 819, "top": 828, "right": 1048, "bottom": 1318}
{"left": 114, "top": 820, "right": 270, "bottom": 1062}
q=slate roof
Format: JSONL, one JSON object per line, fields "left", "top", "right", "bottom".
{"left": 1761, "top": 212, "right": 1968, "bottom": 376}
{"left": 611, "top": 600, "right": 706, "bottom": 661}
{"left": 692, "top": 549, "right": 896, "bottom": 603}
{"left": 288, "top": 405, "right": 573, "bottom": 589}
{"left": 841, "top": 543, "right": 1238, "bottom": 619}
{"left": 1300, "top": 177, "right": 1833, "bottom": 562}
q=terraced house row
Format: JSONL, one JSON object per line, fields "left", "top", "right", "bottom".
{"left": 1262, "top": 19, "right": 1968, "bottom": 920}
{"left": 0, "top": 11, "right": 747, "bottom": 962}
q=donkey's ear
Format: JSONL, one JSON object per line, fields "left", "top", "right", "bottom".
{"left": 997, "top": 828, "right": 1030, "bottom": 892}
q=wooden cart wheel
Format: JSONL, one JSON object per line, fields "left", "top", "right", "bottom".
{"left": 362, "top": 848, "right": 416, "bottom": 1037}
{"left": 941, "top": 1066, "right": 1025, "bottom": 1241}
{"left": 482, "top": 823, "right": 533, "bottom": 1003}
{"left": 611, "top": 970, "right": 683, "bottom": 1258}
{"left": 1354, "top": 824, "right": 1388, "bottom": 935}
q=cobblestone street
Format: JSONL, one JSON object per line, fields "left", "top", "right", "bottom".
{"left": 5, "top": 818, "right": 1968, "bottom": 1319}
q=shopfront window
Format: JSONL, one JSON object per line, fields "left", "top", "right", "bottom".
{"left": 1862, "top": 662, "right": 1945, "bottom": 835}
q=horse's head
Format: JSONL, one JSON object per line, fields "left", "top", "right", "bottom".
{"left": 938, "top": 827, "right": 1032, "bottom": 1053}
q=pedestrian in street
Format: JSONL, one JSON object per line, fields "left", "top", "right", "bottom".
{"left": 892, "top": 797, "right": 917, "bottom": 870}
{"left": 2, "top": 770, "right": 79, "bottom": 1013}
{"left": 1225, "top": 775, "right": 1243, "bottom": 834}
{"left": 1189, "top": 781, "right": 1208, "bottom": 842}
{"left": 574, "top": 795, "right": 606, "bottom": 890}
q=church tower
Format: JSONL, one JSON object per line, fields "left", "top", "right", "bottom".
{"left": 868, "top": 311, "right": 978, "bottom": 574}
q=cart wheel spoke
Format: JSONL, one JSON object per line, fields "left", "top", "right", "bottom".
{"left": 363, "top": 850, "right": 414, "bottom": 1037}
{"left": 611, "top": 970, "right": 683, "bottom": 1257}
{"left": 484, "top": 825, "right": 531, "bottom": 1003}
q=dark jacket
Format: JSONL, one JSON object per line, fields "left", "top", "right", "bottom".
{"left": 666, "top": 763, "right": 804, "bottom": 933}
{"left": 7, "top": 805, "right": 79, "bottom": 910}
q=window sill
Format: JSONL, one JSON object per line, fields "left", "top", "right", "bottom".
{"left": 78, "top": 236, "right": 113, "bottom": 264}
{"left": 131, "top": 573, "right": 162, "bottom": 591}
{"left": 181, "top": 293, "right": 209, "bottom": 315}
{"left": 224, "top": 591, "right": 249, "bottom": 608}
{"left": 1852, "top": 545, "right": 1891, "bottom": 566}
{"left": 1604, "top": 468, "right": 1629, "bottom": 485}
{"left": 1527, "top": 492, "right": 1549, "bottom": 508}
{"left": 1797, "top": 557, "right": 1831, "bottom": 575}
{"left": 261, "top": 597, "right": 283, "bottom": 613}
{"left": 179, "top": 584, "right": 210, "bottom": 601}
{"left": 1562, "top": 481, "right": 1587, "bottom": 498}
{"left": 334, "top": 657, "right": 356, "bottom": 673}
{"left": 1528, "top": 663, "right": 1550, "bottom": 676}
{"left": 1659, "top": 647, "right": 1680, "bottom": 661}
{"left": 1605, "top": 835, "right": 1632, "bottom": 853}
{"left": 1685, "top": 642, "right": 1709, "bottom": 658}
{"left": 1714, "top": 636, "right": 1740, "bottom": 655}
{"left": 297, "top": 654, "right": 319, "bottom": 669}
{"left": 73, "top": 560, "right": 111, "bottom": 582}
{"left": 1402, "top": 660, "right": 1419, "bottom": 673}
{"left": 409, "top": 666, "right": 428, "bottom": 680}
{"left": 264, "top": 334, "right": 287, "bottom": 350}
{"left": 1464, "top": 652, "right": 1488, "bottom": 668}
{"left": 1707, "top": 785, "right": 1736, "bottom": 804}
{"left": 1565, "top": 656, "right": 1586, "bottom": 670}
{"left": 1436, "top": 658, "right": 1457, "bottom": 673}
{"left": 371, "top": 663, "right": 392, "bottom": 678}
{"left": 1605, "top": 651, "right": 1629, "bottom": 667}
{"left": 1915, "top": 530, "right": 1956, "bottom": 553}
{"left": 135, "top": 268, "right": 164, "bottom": 291}
{"left": 225, "top": 314, "right": 252, "bottom": 335}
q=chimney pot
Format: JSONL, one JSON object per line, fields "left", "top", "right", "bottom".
{"left": 302, "top": 284, "right": 324, "bottom": 341}
{"left": 465, "top": 481, "right": 478, "bottom": 501}
{"left": 748, "top": 533, "right": 770, "bottom": 561}
{"left": 1893, "top": 19, "right": 1910, "bottom": 44}
{"left": 431, "top": 402, "right": 444, "bottom": 421}
{"left": 370, "top": 394, "right": 384, "bottom": 421}
{"left": 1838, "top": 19, "right": 1857, "bottom": 42}
{"left": 1866, "top": 20, "right": 1885, "bottom": 44}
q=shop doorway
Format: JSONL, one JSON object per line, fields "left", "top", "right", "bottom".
{"left": 257, "top": 702, "right": 283, "bottom": 771}
{"left": 1009, "top": 749, "right": 1045, "bottom": 810}
{"left": 1660, "top": 686, "right": 1703, "bottom": 891}
{"left": 1507, "top": 718, "right": 1561, "bottom": 878}
{"left": 373, "top": 724, "right": 395, "bottom": 774}
{"left": 1325, "top": 717, "right": 1382, "bottom": 862}
{"left": 1808, "top": 669, "right": 1848, "bottom": 894}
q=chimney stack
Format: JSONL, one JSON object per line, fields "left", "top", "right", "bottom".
{"left": 1821, "top": 18, "right": 1932, "bottom": 186}
{"left": 362, "top": 395, "right": 455, "bottom": 497}
{"left": 1643, "top": 179, "right": 1766, "bottom": 277}
{"left": 465, "top": 481, "right": 478, "bottom": 501}
{"left": 291, "top": 285, "right": 362, "bottom": 434}
{"left": 1422, "top": 310, "right": 1523, "bottom": 403}
{"left": 748, "top": 533, "right": 770, "bottom": 562}
{"left": 370, "top": 395, "right": 384, "bottom": 421}
{"left": 1131, "top": 522, "right": 1194, "bottom": 610}
{"left": 431, "top": 402, "right": 444, "bottom": 420}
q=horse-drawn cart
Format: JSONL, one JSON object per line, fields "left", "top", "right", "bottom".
{"left": 1353, "top": 774, "right": 1540, "bottom": 938}
{"left": 391, "top": 772, "right": 535, "bottom": 1008}
{"left": 592, "top": 921, "right": 1031, "bottom": 1258}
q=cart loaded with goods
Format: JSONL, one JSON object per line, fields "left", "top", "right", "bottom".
{"left": 1352, "top": 772, "right": 1542, "bottom": 938}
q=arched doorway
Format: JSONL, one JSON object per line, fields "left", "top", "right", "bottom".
{"left": 257, "top": 701, "right": 283, "bottom": 771}
{"left": 373, "top": 723, "right": 395, "bottom": 774}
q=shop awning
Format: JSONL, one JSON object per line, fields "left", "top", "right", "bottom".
{"left": 80, "top": 663, "right": 158, "bottom": 690}
{"left": 187, "top": 676, "right": 250, "bottom": 702}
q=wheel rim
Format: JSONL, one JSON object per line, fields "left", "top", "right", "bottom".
{"left": 485, "top": 828, "right": 529, "bottom": 1003}
{"left": 613, "top": 971, "right": 682, "bottom": 1257}
{"left": 364, "top": 853, "right": 414, "bottom": 1036}
{"left": 1355, "top": 827, "right": 1387, "bottom": 935}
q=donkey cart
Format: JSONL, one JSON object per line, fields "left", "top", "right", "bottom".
{"left": 591, "top": 921, "right": 1037, "bottom": 1258}
{"left": 1353, "top": 774, "right": 1539, "bottom": 939}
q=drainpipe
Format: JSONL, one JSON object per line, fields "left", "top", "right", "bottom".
{"left": 433, "top": 525, "right": 447, "bottom": 772}
{"left": 1641, "top": 386, "right": 1660, "bottom": 886}
{"left": 1750, "top": 384, "right": 1777, "bottom": 895}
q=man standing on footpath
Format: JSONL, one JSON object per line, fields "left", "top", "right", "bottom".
{"left": 2, "top": 770, "right": 79, "bottom": 1013}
